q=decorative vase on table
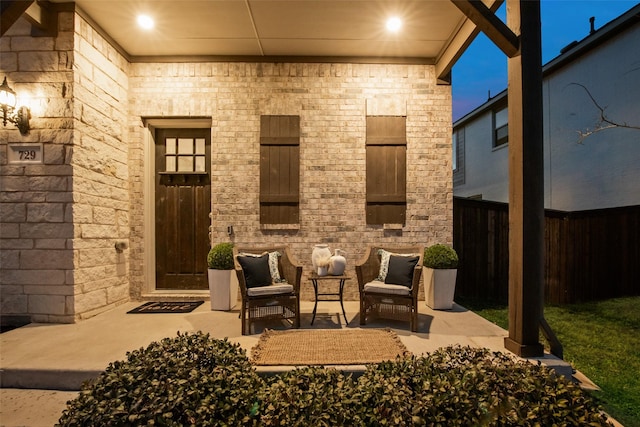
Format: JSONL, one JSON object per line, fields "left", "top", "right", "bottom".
{"left": 328, "top": 249, "right": 346, "bottom": 276}
{"left": 312, "top": 244, "right": 332, "bottom": 270}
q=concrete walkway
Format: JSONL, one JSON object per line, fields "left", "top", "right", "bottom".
{"left": 0, "top": 300, "right": 563, "bottom": 426}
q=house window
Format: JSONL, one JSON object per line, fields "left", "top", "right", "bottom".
{"left": 260, "top": 115, "right": 300, "bottom": 224}
{"left": 366, "top": 116, "right": 406, "bottom": 225}
{"left": 493, "top": 106, "right": 508, "bottom": 148}
{"left": 452, "top": 132, "right": 457, "bottom": 171}
{"left": 453, "top": 127, "right": 465, "bottom": 186}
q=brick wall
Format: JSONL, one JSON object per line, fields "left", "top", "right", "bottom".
{"left": 2, "top": 9, "right": 453, "bottom": 323}
{"left": 129, "top": 62, "right": 453, "bottom": 301}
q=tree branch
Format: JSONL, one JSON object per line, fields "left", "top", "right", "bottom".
{"left": 567, "top": 82, "right": 640, "bottom": 143}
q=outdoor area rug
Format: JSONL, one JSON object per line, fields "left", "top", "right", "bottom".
{"left": 251, "top": 328, "right": 409, "bottom": 365}
{"left": 127, "top": 301, "right": 204, "bottom": 314}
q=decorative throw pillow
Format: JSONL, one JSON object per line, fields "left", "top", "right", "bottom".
{"left": 384, "top": 255, "right": 419, "bottom": 288}
{"left": 239, "top": 251, "right": 284, "bottom": 283}
{"left": 376, "top": 249, "right": 393, "bottom": 281}
{"left": 268, "top": 251, "right": 285, "bottom": 282}
{"left": 377, "top": 249, "right": 418, "bottom": 281}
{"left": 237, "top": 253, "right": 272, "bottom": 288}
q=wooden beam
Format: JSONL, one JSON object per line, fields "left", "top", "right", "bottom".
{"left": 436, "top": 0, "right": 504, "bottom": 83}
{"left": 1, "top": 0, "right": 34, "bottom": 36}
{"left": 25, "top": 1, "right": 56, "bottom": 36}
{"left": 451, "top": 0, "right": 519, "bottom": 58}
{"left": 503, "top": 0, "right": 544, "bottom": 358}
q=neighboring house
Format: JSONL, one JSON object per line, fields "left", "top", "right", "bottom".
{"left": 0, "top": 5, "right": 460, "bottom": 324}
{"left": 453, "top": 5, "right": 640, "bottom": 211}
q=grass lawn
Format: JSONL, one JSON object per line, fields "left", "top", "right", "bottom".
{"left": 458, "top": 296, "right": 640, "bottom": 427}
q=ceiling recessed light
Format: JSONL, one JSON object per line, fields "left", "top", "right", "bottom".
{"left": 386, "top": 16, "right": 402, "bottom": 33}
{"left": 137, "top": 14, "right": 154, "bottom": 30}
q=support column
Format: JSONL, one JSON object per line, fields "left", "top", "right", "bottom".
{"left": 504, "top": 0, "right": 545, "bottom": 357}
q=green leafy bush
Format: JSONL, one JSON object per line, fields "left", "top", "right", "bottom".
{"left": 59, "top": 341, "right": 611, "bottom": 426}
{"left": 57, "top": 332, "right": 262, "bottom": 427}
{"left": 207, "top": 242, "right": 234, "bottom": 270}
{"left": 424, "top": 244, "right": 459, "bottom": 269}
{"left": 257, "top": 367, "right": 358, "bottom": 426}
{"left": 355, "top": 346, "right": 612, "bottom": 426}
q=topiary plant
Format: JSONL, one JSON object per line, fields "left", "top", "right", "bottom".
{"left": 57, "top": 332, "right": 263, "bottom": 427}
{"left": 207, "top": 242, "right": 234, "bottom": 270}
{"left": 423, "top": 244, "right": 459, "bottom": 269}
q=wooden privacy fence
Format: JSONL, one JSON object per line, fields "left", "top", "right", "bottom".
{"left": 453, "top": 198, "right": 640, "bottom": 304}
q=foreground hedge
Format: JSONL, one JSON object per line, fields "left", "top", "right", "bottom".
{"left": 57, "top": 333, "right": 262, "bottom": 426}
{"left": 58, "top": 332, "right": 612, "bottom": 426}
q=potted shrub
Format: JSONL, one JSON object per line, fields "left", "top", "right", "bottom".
{"left": 423, "top": 244, "right": 459, "bottom": 310}
{"left": 207, "top": 242, "right": 238, "bottom": 311}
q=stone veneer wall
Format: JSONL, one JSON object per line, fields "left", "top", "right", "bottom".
{"left": 129, "top": 62, "right": 453, "bottom": 301}
{"left": 71, "top": 14, "right": 130, "bottom": 318}
{"left": 0, "top": 10, "right": 130, "bottom": 323}
{"left": 1, "top": 12, "right": 76, "bottom": 323}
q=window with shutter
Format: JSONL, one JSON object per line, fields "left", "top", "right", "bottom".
{"left": 260, "top": 115, "right": 300, "bottom": 224}
{"left": 366, "top": 116, "right": 407, "bottom": 225}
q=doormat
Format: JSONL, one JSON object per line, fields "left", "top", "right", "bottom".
{"left": 127, "top": 301, "right": 204, "bottom": 314}
{"left": 251, "top": 328, "right": 409, "bottom": 366}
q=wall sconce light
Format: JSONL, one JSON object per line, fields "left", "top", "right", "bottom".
{"left": 0, "top": 76, "right": 31, "bottom": 135}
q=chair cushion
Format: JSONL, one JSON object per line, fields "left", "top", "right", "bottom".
{"left": 364, "top": 280, "right": 411, "bottom": 296}
{"left": 247, "top": 283, "right": 294, "bottom": 297}
{"left": 237, "top": 253, "right": 272, "bottom": 288}
{"left": 377, "top": 249, "right": 419, "bottom": 281}
{"left": 385, "top": 255, "right": 419, "bottom": 288}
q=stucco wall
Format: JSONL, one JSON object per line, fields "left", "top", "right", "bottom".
{"left": 454, "top": 22, "right": 640, "bottom": 211}
{"left": 452, "top": 108, "right": 510, "bottom": 203}
{"left": 129, "top": 62, "right": 453, "bottom": 300}
{"left": 544, "top": 25, "right": 640, "bottom": 211}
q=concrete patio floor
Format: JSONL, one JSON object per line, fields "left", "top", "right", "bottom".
{"left": 0, "top": 299, "right": 570, "bottom": 426}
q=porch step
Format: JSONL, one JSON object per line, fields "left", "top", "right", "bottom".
{"left": 0, "top": 365, "right": 368, "bottom": 391}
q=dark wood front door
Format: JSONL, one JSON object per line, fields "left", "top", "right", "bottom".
{"left": 155, "top": 128, "right": 211, "bottom": 290}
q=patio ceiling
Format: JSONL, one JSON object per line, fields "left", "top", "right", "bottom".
{"left": 2, "top": 0, "right": 503, "bottom": 82}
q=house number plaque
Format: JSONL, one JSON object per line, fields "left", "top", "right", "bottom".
{"left": 8, "top": 143, "right": 43, "bottom": 164}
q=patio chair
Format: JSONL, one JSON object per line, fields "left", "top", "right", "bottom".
{"left": 355, "top": 246, "right": 424, "bottom": 332}
{"left": 234, "top": 246, "right": 302, "bottom": 335}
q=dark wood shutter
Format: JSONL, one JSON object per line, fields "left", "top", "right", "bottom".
{"left": 366, "top": 116, "right": 407, "bottom": 225}
{"left": 260, "top": 115, "right": 300, "bottom": 224}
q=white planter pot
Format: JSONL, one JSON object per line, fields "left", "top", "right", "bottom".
{"left": 425, "top": 267, "right": 457, "bottom": 310}
{"left": 208, "top": 269, "right": 239, "bottom": 311}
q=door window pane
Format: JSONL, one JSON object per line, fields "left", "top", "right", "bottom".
{"left": 166, "top": 138, "right": 176, "bottom": 154}
{"left": 166, "top": 157, "right": 176, "bottom": 172}
{"left": 195, "top": 138, "right": 205, "bottom": 154}
{"left": 178, "top": 156, "right": 193, "bottom": 172}
{"left": 178, "top": 138, "right": 193, "bottom": 154}
{"left": 195, "top": 156, "right": 206, "bottom": 172}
